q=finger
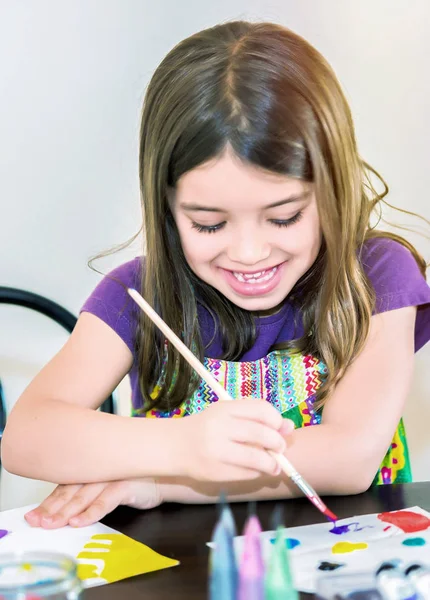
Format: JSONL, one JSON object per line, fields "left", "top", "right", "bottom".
{"left": 40, "top": 483, "right": 108, "bottom": 529}
{"left": 279, "top": 418, "right": 295, "bottom": 437}
{"left": 25, "top": 485, "right": 82, "bottom": 527}
{"left": 231, "top": 399, "right": 284, "bottom": 430}
{"left": 230, "top": 421, "right": 286, "bottom": 454}
{"left": 223, "top": 441, "right": 280, "bottom": 477}
{"left": 69, "top": 482, "right": 128, "bottom": 527}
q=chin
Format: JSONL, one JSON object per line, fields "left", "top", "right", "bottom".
{"left": 223, "top": 291, "right": 286, "bottom": 312}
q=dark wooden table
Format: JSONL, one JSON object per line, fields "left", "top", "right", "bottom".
{"left": 86, "top": 483, "right": 430, "bottom": 600}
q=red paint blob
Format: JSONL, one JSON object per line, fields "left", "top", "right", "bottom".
{"left": 378, "top": 510, "right": 430, "bottom": 533}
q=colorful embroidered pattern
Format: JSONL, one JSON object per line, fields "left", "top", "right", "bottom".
{"left": 132, "top": 349, "right": 411, "bottom": 484}
{"left": 372, "top": 420, "right": 411, "bottom": 485}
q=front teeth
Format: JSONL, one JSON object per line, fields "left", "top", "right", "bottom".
{"left": 233, "top": 266, "right": 277, "bottom": 284}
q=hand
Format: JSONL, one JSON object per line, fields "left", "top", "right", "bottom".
{"left": 180, "top": 399, "right": 294, "bottom": 482}
{"left": 24, "top": 478, "right": 162, "bottom": 529}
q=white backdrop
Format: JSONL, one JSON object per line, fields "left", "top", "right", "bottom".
{"left": 1, "top": 1, "right": 429, "bottom": 509}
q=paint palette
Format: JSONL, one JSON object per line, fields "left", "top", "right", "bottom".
{"left": 228, "top": 506, "right": 430, "bottom": 593}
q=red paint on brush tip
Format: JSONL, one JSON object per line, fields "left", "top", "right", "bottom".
{"left": 324, "top": 508, "right": 338, "bottom": 522}
{"left": 377, "top": 510, "right": 430, "bottom": 533}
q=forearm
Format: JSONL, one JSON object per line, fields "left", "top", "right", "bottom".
{"left": 2, "top": 399, "right": 181, "bottom": 484}
{"left": 161, "top": 424, "right": 374, "bottom": 504}
{"left": 160, "top": 476, "right": 295, "bottom": 504}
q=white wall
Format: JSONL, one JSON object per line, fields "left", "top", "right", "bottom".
{"left": 1, "top": 1, "right": 429, "bottom": 508}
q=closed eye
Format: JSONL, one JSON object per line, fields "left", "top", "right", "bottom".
{"left": 191, "top": 221, "right": 226, "bottom": 234}
{"left": 270, "top": 211, "right": 303, "bottom": 228}
{"left": 191, "top": 211, "right": 303, "bottom": 234}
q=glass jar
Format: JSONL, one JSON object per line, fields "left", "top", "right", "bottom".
{"left": 0, "top": 552, "right": 83, "bottom": 599}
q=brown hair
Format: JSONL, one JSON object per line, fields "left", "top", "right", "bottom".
{"left": 136, "top": 21, "right": 426, "bottom": 412}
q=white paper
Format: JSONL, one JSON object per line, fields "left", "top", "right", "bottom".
{"left": 0, "top": 504, "right": 178, "bottom": 588}
{"left": 209, "top": 506, "right": 430, "bottom": 593}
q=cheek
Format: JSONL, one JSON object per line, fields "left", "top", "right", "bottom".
{"left": 275, "top": 220, "right": 321, "bottom": 264}
{"left": 277, "top": 226, "right": 320, "bottom": 255}
{"left": 295, "top": 212, "right": 322, "bottom": 257}
{"left": 176, "top": 223, "right": 220, "bottom": 266}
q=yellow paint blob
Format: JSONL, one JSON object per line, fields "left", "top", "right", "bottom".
{"left": 332, "top": 541, "right": 368, "bottom": 554}
{"left": 76, "top": 533, "right": 178, "bottom": 584}
{"left": 20, "top": 563, "right": 33, "bottom": 571}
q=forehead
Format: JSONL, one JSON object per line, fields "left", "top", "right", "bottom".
{"left": 175, "top": 147, "right": 309, "bottom": 209}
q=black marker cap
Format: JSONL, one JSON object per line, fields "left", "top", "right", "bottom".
{"left": 405, "top": 564, "right": 423, "bottom": 576}
{"left": 376, "top": 562, "right": 397, "bottom": 575}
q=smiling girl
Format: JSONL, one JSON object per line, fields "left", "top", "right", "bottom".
{"left": 3, "top": 21, "right": 430, "bottom": 529}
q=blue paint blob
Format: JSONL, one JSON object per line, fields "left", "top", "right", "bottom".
{"left": 330, "top": 524, "right": 351, "bottom": 535}
{"left": 402, "top": 537, "right": 426, "bottom": 546}
{"left": 329, "top": 522, "right": 374, "bottom": 535}
{"left": 269, "top": 537, "right": 300, "bottom": 550}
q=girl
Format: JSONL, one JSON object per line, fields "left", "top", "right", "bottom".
{"left": 3, "top": 21, "right": 430, "bottom": 529}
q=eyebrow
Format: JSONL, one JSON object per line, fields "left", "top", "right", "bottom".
{"left": 180, "top": 191, "right": 311, "bottom": 213}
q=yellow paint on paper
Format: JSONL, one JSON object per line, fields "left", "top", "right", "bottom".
{"left": 76, "top": 533, "right": 178, "bottom": 584}
{"left": 21, "top": 563, "right": 33, "bottom": 571}
{"left": 332, "top": 541, "right": 368, "bottom": 554}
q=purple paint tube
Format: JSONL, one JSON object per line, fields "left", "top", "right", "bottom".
{"left": 238, "top": 514, "right": 265, "bottom": 600}
{"left": 244, "top": 514, "right": 263, "bottom": 537}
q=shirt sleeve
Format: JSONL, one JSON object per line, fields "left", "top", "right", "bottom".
{"left": 80, "top": 257, "right": 142, "bottom": 355}
{"left": 361, "top": 237, "right": 430, "bottom": 352}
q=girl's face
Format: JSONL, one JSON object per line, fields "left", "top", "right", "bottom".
{"left": 172, "top": 147, "right": 322, "bottom": 312}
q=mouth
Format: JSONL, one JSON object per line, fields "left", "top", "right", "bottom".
{"left": 231, "top": 265, "right": 279, "bottom": 284}
{"left": 220, "top": 262, "right": 286, "bottom": 297}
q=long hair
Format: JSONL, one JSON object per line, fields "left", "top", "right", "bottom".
{"left": 137, "top": 21, "right": 426, "bottom": 412}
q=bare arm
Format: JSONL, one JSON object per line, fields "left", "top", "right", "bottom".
{"left": 2, "top": 313, "right": 291, "bottom": 485}
{"left": 159, "top": 306, "right": 417, "bottom": 502}
{"left": 1, "top": 313, "right": 182, "bottom": 482}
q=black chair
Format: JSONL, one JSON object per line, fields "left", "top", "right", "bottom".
{"left": 0, "top": 287, "right": 114, "bottom": 439}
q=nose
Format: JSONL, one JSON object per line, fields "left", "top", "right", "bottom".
{"left": 227, "top": 226, "right": 271, "bottom": 265}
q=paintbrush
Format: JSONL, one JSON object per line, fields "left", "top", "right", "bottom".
{"left": 127, "top": 287, "right": 338, "bottom": 522}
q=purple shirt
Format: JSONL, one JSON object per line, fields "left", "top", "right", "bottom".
{"left": 81, "top": 237, "right": 430, "bottom": 409}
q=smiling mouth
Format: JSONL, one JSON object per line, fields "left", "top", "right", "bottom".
{"left": 229, "top": 265, "right": 280, "bottom": 284}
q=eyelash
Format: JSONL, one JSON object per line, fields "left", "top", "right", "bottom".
{"left": 191, "top": 211, "right": 303, "bottom": 234}
{"left": 191, "top": 222, "right": 225, "bottom": 234}
{"left": 270, "top": 210, "right": 303, "bottom": 228}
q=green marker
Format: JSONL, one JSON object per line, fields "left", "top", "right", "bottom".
{"left": 265, "top": 526, "right": 299, "bottom": 600}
